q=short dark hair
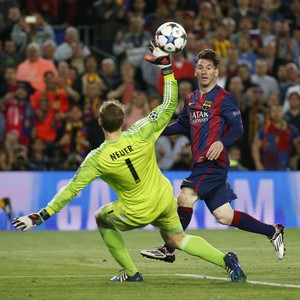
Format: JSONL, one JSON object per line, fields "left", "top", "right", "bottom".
{"left": 99, "top": 100, "right": 124, "bottom": 132}
{"left": 196, "top": 49, "right": 220, "bottom": 68}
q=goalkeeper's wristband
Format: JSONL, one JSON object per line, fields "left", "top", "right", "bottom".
{"left": 161, "top": 65, "right": 173, "bottom": 76}
{"left": 39, "top": 208, "right": 51, "bottom": 221}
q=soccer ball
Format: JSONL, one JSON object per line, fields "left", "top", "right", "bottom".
{"left": 155, "top": 22, "right": 187, "bottom": 54}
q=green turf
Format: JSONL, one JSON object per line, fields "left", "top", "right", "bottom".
{"left": 0, "top": 229, "right": 299, "bottom": 300}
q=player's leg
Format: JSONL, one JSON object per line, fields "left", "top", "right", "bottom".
{"left": 94, "top": 203, "right": 142, "bottom": 282}
{"left": 162, "top": 231, "right": 226, "bottom": 268}
{"left": 156, "top": 205, "right": 246, "bottom": 282}
{"left": 140, "top": 187, "right": 198, "bottom": 262}
{"left": 208, "top": 181, "right": 285, "bottom": 259}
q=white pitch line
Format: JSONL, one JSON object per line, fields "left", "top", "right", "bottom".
{"left": 176, "top": 274, "right": 300, "bottom": 289}
{"left": 0, "top": 273, "right": 299, "bottom": 289}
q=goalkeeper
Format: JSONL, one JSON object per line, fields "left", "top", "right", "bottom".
{"left": 13, "top": 41, "right": 246, "bottom": 283}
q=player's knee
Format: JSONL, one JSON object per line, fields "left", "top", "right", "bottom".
{"left": 94, "top": 209, "right": 107, "bottom": 228}
{"left": 214, "top": 212, "right": 232, "bottom": 225}
{"left": 213, "top": 204, "right": 233, "bottom": 225}
{"left": 177, "top": 188, "right": 198, "bottom": 207}
{"left": 162, "top": 232, "right": 184, "bottom": 248}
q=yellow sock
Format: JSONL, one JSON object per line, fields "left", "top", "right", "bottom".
{"left": 178, "top": 234, "right": 226, "bottom": 269}
{"left": 99, "top": 227, "right": 138, "bottom": 276}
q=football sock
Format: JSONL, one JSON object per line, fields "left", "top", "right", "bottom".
{"left": 178, "top": 234, "right": 226, "bottom": 269}
{"left": 165, "top": 206, "right": 193, "bottom": 253}
{"left": 99, "top": 227, "right": 138, "bottom": 276}
{"left": 231, "top": 210, "right": 276, "bottom": 238}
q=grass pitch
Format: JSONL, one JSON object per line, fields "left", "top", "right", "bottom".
{"left": 1, "top": 229, "right": 299, "bottom": 300}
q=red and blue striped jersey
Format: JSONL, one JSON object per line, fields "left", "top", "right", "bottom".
{"left": 174, "top": 85, "right": 243, "bottom": 168}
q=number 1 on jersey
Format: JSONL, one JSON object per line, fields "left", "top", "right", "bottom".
{"left": 125, "top": 158, "right": 141, "bottom": 183}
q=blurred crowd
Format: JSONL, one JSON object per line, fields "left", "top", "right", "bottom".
{"left": 0, "top": 0, "right": 300, "bottom": 171}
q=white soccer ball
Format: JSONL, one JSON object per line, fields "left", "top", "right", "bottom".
{"left": 155, "top": 22, "right": 187, "bottom": 54}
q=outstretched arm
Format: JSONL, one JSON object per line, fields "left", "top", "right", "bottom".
{"left": 12, "top": 152, "right": 101, "bottom": 231}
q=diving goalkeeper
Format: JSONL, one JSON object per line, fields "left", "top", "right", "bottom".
{"left": 13, "top": 41, "right": 246, "bottom": 283}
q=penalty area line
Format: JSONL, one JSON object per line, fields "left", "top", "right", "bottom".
{"left": 1, "top": 273, "right": 299, "bottom": 289}
{"left": 176, "top": 274, "right": 300, "bottom": 289}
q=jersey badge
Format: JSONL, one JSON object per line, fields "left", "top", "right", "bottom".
{"left": 148, "top": 111, "right": 158, "bottom": 121}
{"left": 202, "top": 100, "right": 212, "bottom": 110}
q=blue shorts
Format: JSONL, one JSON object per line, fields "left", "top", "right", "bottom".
{"left": 181, "top": 161, "right": 237, "bottom": 213}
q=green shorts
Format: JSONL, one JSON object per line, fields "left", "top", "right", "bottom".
{"left": 97, "top": 198, "right": 183, "bottom": 234}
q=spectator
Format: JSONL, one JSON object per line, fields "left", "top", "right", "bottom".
{"left": 274, "top": 20, "right": 298, "bottom": 66}
{"left": 261, "top": 40, "right": 278, "bottom": 76}
{"left": 237, "top": 35, "right": 258, "bottom": 75}
{"left": 266, "top": 92, "right": 281, "bottom": 107}
{"left": 276, "top": 63, "right": 291, "bottom": 104}
{"left": 171, "top": 139, "right": 192, "bottom": 170}
{"left": 127, "top": 0, "right": 147, "bottom": 20}
{"left": 175, "top": 80, "right": 193, "bottom": 119}
{"left": 57, "top": 61, "right": 80, "bottom": 104}
{"left": 67, "top": 41, "right": 85, "bottom": 74}
{"left": 155, "top": 134, "right": 174, "bottom": 170}
{"left": 227, "top": 76, "right": 245, "bottom": 102}
{"left": 0, "top": 65, "right": 18, "bottom": 99}
{"left": 30, "top": 70, "right": 69, "bottom": 156}
{"left": 194, "top": 1, "right": 220, "bottom": 39}
{"left": 251, "top": 58, "right": 280, "bottom": 102}
{"left": 16, "top": 42, "right": 58, "bottom": 92}
{"left": 252, "top": 104, "right": 300, "bottom": 170}
{"left": 99, "top": 58, "right": 118, "bottom": 98}
{"left": 184, "top": 33, "right": 204, "bottom": 65}
{"left": 25, "top": 13, "right": 55, "bottom": 49}
{"left": 231, "top": 15, "right": 254, "bottom": 47}
{"left": 124, "top": 91, "right": 150, "bottom": 129}
{"left": 228, "top": 145, "right": 248, "bottom": 171}
{"left": 1, "top": 80, "right": 35, "bottom": 147}
{"left": 209, "top": 24, "right": 234, "bottom": 60}
{"left": 221, "top": 17, "right": 236, "bottom": 40}
{"left": 261, "top": 0, "right": 283, "bottom": 24}
{"left": 231, "top": 0, "right": 258, "bottom": 29}
{"left": 79, "top": 81, "right": 104, "bottom": 150}
{"left": 236, "top": 63, "right": 258, "bottom": 92}
{"left": 57, "top": 103, "right": 90, "bottom": 159}
{"left": 113, "top": 16, "right": 152, "bottom": 90}
{"left": 226, "top": 47, "right": 239, "bottom": 78}
{"left": 238, "top": 86, "right": 269, "bottom": 169}
{"left": 284, "top": 91, "right": 300, "bottom": 131}
{"left": 282, "top": 65, "right": 300, "bottom": 112}
{"left": 181, "top": 10, "right": 196, "bottom": 35}
{"left": 27, "top": 137, "right": 49, "bottom": 170}
{"left": 41, "top": 38, "right": 57, "bottom": 64}
{"left": 251, "top": 15, "right": 275, "bottom": 55}
{"left": 0, "top": 40, "right": 24, "bottom": 78}
{"left": 54, "top": 26, "right": 91, "bottom": 63}
{"left": 216, "top": 61, "right": 230, "bottom": 89}
{"left": 93, "top": 0, "right": 128, "bottom": 54}
{"left": 107, "top": 60, "right": 139, "bottom": 105}
{"left": 147, "top": 93, "right": 161, "bottom": 111}
{"left": 0, "top": 5, "right": 30, "bottom": 53}
{"left": 73, "top": 54, "right": 106, "bottom": 97}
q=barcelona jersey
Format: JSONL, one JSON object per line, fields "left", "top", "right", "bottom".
{"left": 176, "top": 85, "right": 242, "bottom": 168}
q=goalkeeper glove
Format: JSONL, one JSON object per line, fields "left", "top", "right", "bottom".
{"left": 144, "top": 40, "right": 173, "bottom": 76}
{"left": 13, "top": 208, "right": 51, "bottom": 231}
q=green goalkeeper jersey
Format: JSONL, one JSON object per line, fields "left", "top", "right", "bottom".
{"left": 46, "top": 76, "right": 178, "bottom": 221}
